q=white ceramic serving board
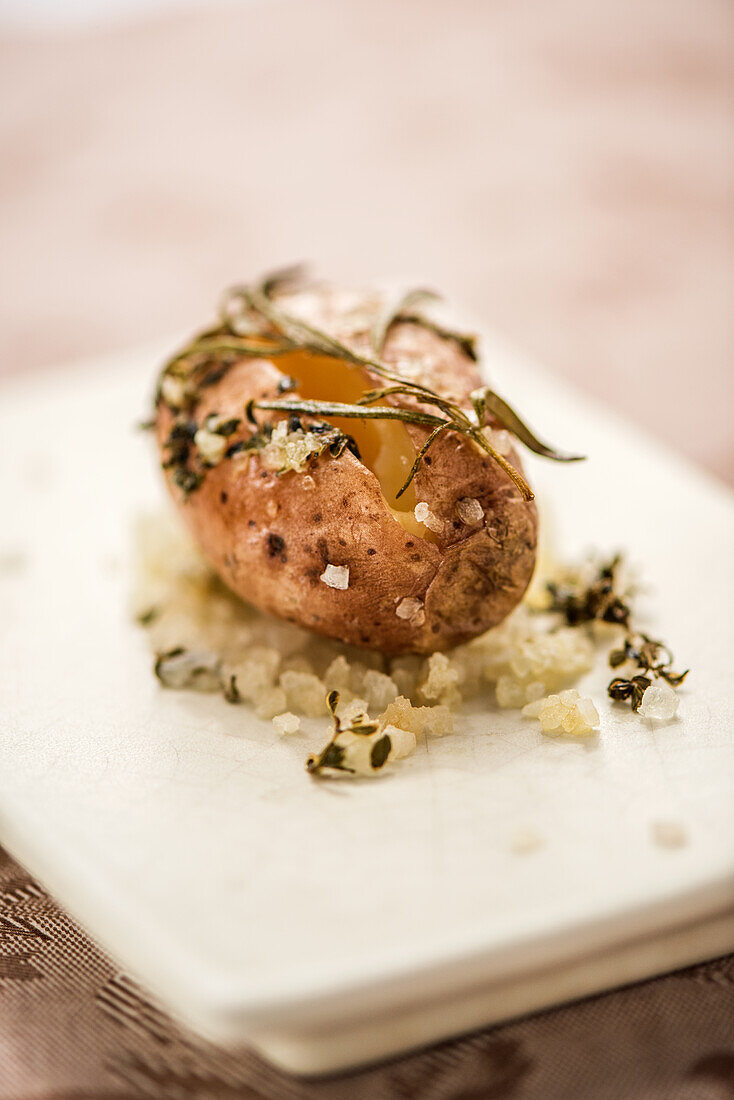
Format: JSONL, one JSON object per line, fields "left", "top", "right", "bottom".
{"left": 1, "top": 336, "right": 733, "bottom": 1074}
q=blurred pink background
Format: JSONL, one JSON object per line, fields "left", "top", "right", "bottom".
{"left": 1, "top": 0, "right": 732, "bottom": 483}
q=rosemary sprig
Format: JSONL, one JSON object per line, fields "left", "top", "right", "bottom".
{"left": 370, "top": 286, "right": 441, "bottom": 355}
{"left": 398, "top": 313, "right": 479, "bottom": 361}
{"left": 156, "top": 266, "right": 584, "bottom": 501}
{"left": 251, "top": 396, "right": 446, "bottom": 428}
{"left": 471, "top": 388, "right": 585, "bottom": 463}
{"left": 369, "top": 284, "right": 482, "bottom": 361}
{"left": 220, "top": 267, "right": 482, "bottom": 389}
{"left": 167, "top": 336, "right": 296, "bottom": 372}
{"left": 252, "top": 394, "right": 534, "bottom": 500}
{"left": 355, "top": 384, "right": 538, "bottom": 498}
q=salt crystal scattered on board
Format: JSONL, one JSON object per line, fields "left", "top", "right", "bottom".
{"left": 522, "top": 689, "right": 599, "bottom": 735}
{"left": 272, "top": 712, "right": 301, "bottom": 736}
{"left": 639, "top": 681, "right": 680, "bottom": 722}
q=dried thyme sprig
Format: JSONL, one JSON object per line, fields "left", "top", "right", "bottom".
{"left": 607, "top": 633, "right": 688, "bottom": 710}
{"left": 306, "top": 691, "right": 391, "bottom": 777}
{"left": 156, "top": 266, "right": 584, "bottom": 499}
{"left": 546, "top": 557, "right": 688, "bottom": 712}
{"left": 546, "top": 555, "right": 631, "bottom": 628}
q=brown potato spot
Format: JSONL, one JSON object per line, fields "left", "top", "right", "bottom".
{"left": 267, "top": 533, "right": 286, "bottom": 558}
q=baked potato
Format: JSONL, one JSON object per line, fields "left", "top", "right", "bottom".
{"left": 153, "top": 270, "right": 573, "bottom": 655}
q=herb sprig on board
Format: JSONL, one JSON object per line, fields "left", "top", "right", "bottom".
{"left": 547, "top": 556, "right": 688, "bottom": 711}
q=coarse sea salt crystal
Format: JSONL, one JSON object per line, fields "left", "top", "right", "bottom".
{"left": 456, "top": 497, "right": 484, "bottom": 526}
{"left": 525, "top": 681, "right": 546, "bottom": 703}
{"left": 496, "top": 675, "right": 528, "bottom": 709}
{"left": 254, "top": 686, "right": 288, "bottom": 719}
{"left": 279, "top": 670, "right": 328, "bottom": 717}
{"left": 320, "top": 564, "right": 350, "bottom": 590}
{"left": 382, "top": 724, "right": 417, "bottom": 760}
{"left": 575, "top": 695, "right": 601, "bottom": 726}
{"left": 396, "top": 597, "right": 425, "bottom": 625}
{"left": 324, "top": 654, "right": 351, "bottom": 693}
{"left": 363, "top": 670, "right": 399, "bottom": 712}
{"left": 638, "top": 680, "right": 680, "bottom": 722}
{"left": 160, "top": 375, "right": 188, "bottom": 409}
{"left": 522, "top": 689, "right": 599, "bottom": 735}
{"left": 420, "top": 652, "right": 460, "bottom": 704}
{"left": 194, "top": 428, "right": 228, "bottom": 466}
{"left": 272, "top": 712, "right": 300, "bottom": 736}
{"left": 260, "top": 421, "right": 323, "bottom": 473}
{"left": 414, "top": 502, "right": 443, "bottom": 534}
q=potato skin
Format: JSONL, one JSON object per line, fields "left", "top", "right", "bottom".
{"left": 155, "top": 288, "right": 537, "bottom": 654}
